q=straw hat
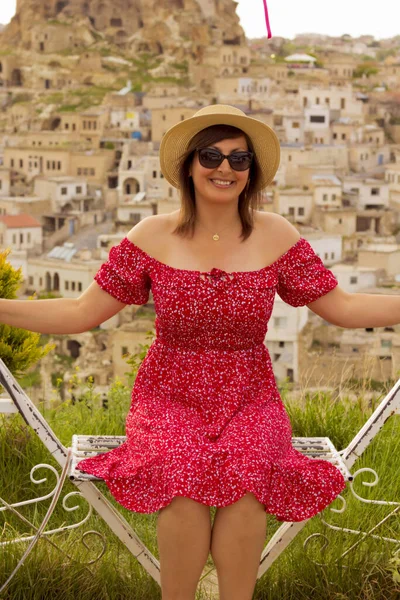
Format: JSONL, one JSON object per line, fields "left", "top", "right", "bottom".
{"left": 159, "top": 104, "right": 281, "bottom": 193}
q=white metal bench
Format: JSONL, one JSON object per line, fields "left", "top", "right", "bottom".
{"left": 1, "top": 357, "right": 399, "bottom": 598}
{"left": 68, "top": 434, "right": 354, "bottom": 483}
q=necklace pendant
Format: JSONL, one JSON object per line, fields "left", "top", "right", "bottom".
{"left": 212, "top": 234, "right": 220, "bottom": 241}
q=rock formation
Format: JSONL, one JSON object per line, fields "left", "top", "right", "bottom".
{"left": 0, "top": 0, "right": 246, "bottom": 56}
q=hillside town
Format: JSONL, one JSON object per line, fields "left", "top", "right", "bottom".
{"left": 1, "top": 0, "right": 400, "bottom": 402}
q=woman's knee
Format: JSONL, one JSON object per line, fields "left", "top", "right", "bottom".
{"left": 158, "top": 496, "right": 212, "bottom": 521}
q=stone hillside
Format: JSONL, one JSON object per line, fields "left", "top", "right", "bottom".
{"left": 0, "top": 0, "right": 246, "bottom": 57}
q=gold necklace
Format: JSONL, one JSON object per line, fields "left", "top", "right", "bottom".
{"left": 197, "top": 219, "right": 239, "bottom": 241}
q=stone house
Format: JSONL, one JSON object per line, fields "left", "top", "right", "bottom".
{"left": 30, "top": 22, "right": 93, "bottom": 54}
{"left": 0, "top": 167, "right": 11, "bottom": 196}
{"left": 33, "top": 176, "right": 89, "bottom": 212}
{"left": 303, "top": 104, "right": 331, "bottom": 145}
{"left": 0, "top": 196, "right": 52, "bottom": 219}
{"left": 7, "top": 104, "right": 37, "bottom": 132}
{"left": 4, "top": 146, "right": 71, "bottom": 180}
{"left": 277, "top": 144, "right": 350, "bottom": 187}
{"left": 273, "top": 188, "right": 313, "bottom": 222}
{"left": 385, "top": 162, "right": 400, "bottom": 206}
{"left": 280, "top": 113, "right": 305, "bottom": 144}
{"left": 342, "top": 176, "right": 390, "bottom": 210}
{"left": 311, "top": 174, "right": 343, "bottom": 209}
{"left": 26, "top": 246, "right": 102, "bottom": 299}
{"left": 214, "top": 76, "right": 271, "bottom": 102}
{"left": 357, "top": 242, "right": 400, "bottom": 278}
{"left": 299, "top": 84, "right": 366, "bottom": 121}
{"left": 151, "top": 106, "right": 196, "bottom": 143}
{"left": 0, "top": 55, "right": 23, "bottom": 87}
{"left": 0, "top": 213, "right": 43, "bottom": 279}
{"left": 4, "top": 144, "right": 111, "bottom": 199}
{"left": 348, "top": 143, "right": 391, "bottom": 173}
{"left": 323, "top": 54, "right": 358, "bottom": 82}
{"left": 0, "top": 213, "right": 42, "bottom": 251}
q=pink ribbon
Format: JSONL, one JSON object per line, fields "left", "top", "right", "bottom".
{"left": 262, "top": 0, "right": 272, "bottom": 39}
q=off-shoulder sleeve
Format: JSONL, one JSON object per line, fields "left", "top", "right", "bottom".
{"left": 94, "top": 238, "right": 151, "bottom": 305}
{"left": 276, "top": 237, "right": 338, "bottom": 307}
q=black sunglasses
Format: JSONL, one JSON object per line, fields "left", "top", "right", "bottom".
{"left": 196, "top": 147, "right": 254, "bottom": 171}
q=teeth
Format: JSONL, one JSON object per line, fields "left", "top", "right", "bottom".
{"left": 212, "top": 180, "right": 233, "bottom": 186}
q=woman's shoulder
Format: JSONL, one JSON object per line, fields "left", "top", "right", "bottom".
{"left": 257, "top": 212, "right": 302, "bottom": 257}
{"left": 125, "top": 214, "right": 171, "bottom": 257}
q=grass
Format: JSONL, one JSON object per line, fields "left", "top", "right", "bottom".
{"left": 1, "top": 359, "right": 400, "bottom": 599}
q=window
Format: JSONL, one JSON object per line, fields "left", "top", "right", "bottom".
{"left": 11, "top": 159, "right": 14, "bottom": 167}
{"left": 273, "top": 316, "right": 287, "bottom": 328}
{"left": 292, "top": 122, "right": 300, "bottom": 128}
{"left": 19, "top": 159, "right": 23, "bottom": 168}
{"left": 72, "top": 282, "right": 76, "bottom": 291}
{"left": 78, "top": 282, "right": 82, "bottom": 291}
{"left": 153, "top": 170, "right": 157, "bottom": 178}
{"left": 90, "top": 168, "right": 95, "bottom": 175}
{"left": 65, "top": 281, "right": 69, "bottom": 290}
{"left": 76, "top": 186, "right": 82, "bottom": 194}
{"left": 310, "top": 115, "right": 325, "bottom": 123}
{"left": 342, "top": 133, "right": 346, "bottom": 140}
{"left": 121, "top": 346, "right": 128, "bottom": 356}
{"left": 13, "top": 234, "right": 16, "bottom": 244}
{"left": 29, "top": 276, "right": 34, "bottom": 285}
{"left": 77, "top": 168, "right": 82, "bottom": 175}
{"left": 371, "top": 188, "right": 380, "bottom": 195}
{"left": 323, "top": 194, "right": 328, "bottom": 201}
{"left": 61, "top": 187, "right": 68, "bottom": 195}
{"left": 333, "top": 133, "right": 337, "bottom": 139}
{"left": 341, "top": 98, "right": 346, "bottom": 109}
{"left": 27, "top": 233, "right": 31, "bottom": 243}
{"left": 58, "top": 161, "right": 61, "bottom": 170}
{"left": 20, "top": 233, "right": 23, "bottom": 243}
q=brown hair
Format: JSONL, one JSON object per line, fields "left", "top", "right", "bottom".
{"left": 171, "top": 124, "right": 264, "bottom": 243}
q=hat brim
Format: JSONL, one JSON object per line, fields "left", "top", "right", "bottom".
{"left": 159, "top": 113, "right": 281, "bottom": 193}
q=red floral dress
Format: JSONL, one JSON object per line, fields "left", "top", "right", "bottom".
{"left": 76, "top": 236, "right": 346, "bottom": 522}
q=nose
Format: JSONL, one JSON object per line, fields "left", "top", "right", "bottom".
{"left": 218, "top": 157, "right": 232, "bottom": 171}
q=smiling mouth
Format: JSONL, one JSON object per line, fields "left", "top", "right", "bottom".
{"left": 209, "top": 180, "right": 236, "bottom": 188}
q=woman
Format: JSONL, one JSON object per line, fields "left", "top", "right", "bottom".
{"left": 0, "top": 105, "right": 347, "bottom": 600}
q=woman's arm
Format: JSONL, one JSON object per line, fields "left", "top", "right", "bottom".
{"left": 339, "top": 292, "right": 400, "bottom": 329}
{"left": 0, "top": 281, "right": 127, "bottom": 335}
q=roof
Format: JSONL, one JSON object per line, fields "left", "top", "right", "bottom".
{"left": 0, "top": 214, "right": 42, "bottom": 228}
{"left": 47, "top": 244, "right": 78, "bottom": 262}
{"left": 312, "top": 174, "right": 342, "bottom": 186}
{"left": 284, "top": 53, "right": 317, "bottom": 62}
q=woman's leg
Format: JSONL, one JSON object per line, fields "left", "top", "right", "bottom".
{"left": 157, "top": 496, "right": 212, "bottom": 600}
{"left": 210, "top": 492, "right": 267, "bottom": 600}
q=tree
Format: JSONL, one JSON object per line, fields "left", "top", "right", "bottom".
{"left": 0, "top": 249, "right": 54, "bottom": 393}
